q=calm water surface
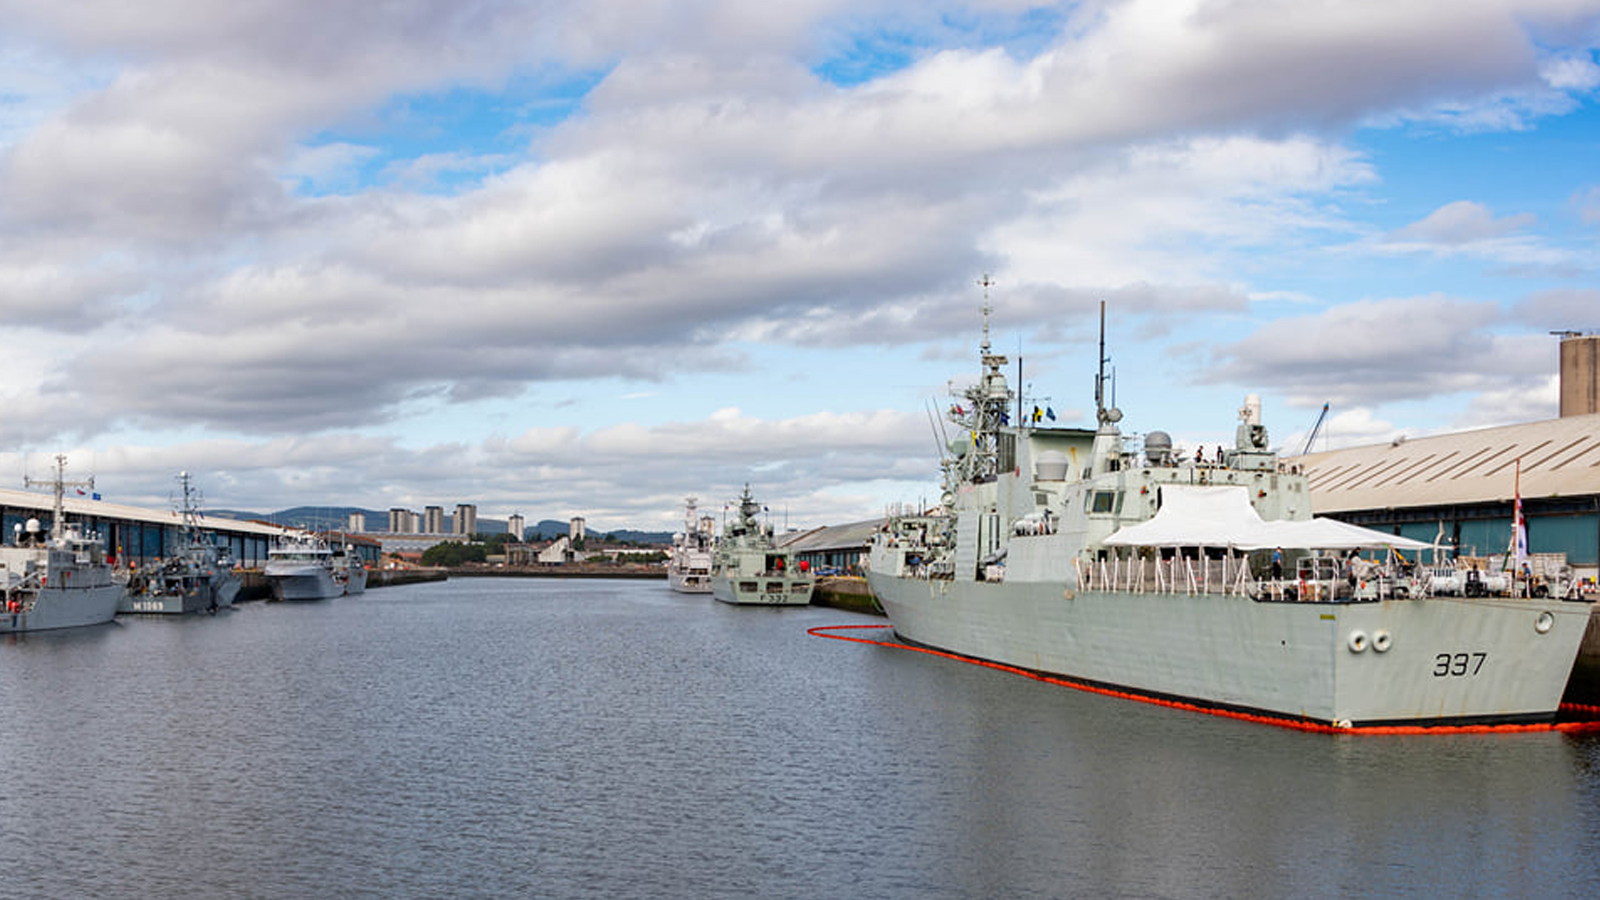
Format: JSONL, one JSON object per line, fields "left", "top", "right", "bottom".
{"left": 2, "top": 578, "right": 1598, "bottom": 899}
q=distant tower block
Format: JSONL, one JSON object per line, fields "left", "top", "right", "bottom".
{"left": 508, "top": 514, "right": 525, "bottom": 539}
{"left": 425, "top": 505, "right": 445, "bottom": 534}
{"left": 1559, "top": 332, "right": 1600, "bottom": 417}
{"left": 570, "top": 516, "right": 586, "bottom": 542}
{"left": 454, "top": 504, "right": 478, "bottom": 536}
{"left": 348, "top": 512, "right": 366, "bottom": 533}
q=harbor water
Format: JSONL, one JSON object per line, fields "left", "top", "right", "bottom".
{"left": 2, "top": 578, "right": 1599, "bottom": 899}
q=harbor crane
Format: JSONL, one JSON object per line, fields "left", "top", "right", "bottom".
{"left": 1300, "top": 402, "right": 1330, "bottom": 455}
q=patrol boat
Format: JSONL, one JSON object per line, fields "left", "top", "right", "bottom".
{"left": 119, "top": 472, "right": 242, "bottom": 614}
{"left": 264, "top": 532, "right": 366, "bottom": 601}
{"left": 668, "top": 497, "right": 715, "bottom": 593}
{"left": 866, "top": 296, "right": 1591, "bottom": 729}
{"left": 1, "top": 455, "right": 124, "bottom": 633}
{"left": 710, "top": 486, "right": 814, "bottom": 606}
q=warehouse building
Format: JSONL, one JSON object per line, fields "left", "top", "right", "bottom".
{"left": 1296, "top": 332, "right": 1600, "bottom": 582}
{"left": 0, "top": 486, "right": 288, "bottom": 567}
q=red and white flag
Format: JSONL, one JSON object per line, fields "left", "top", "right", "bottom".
{"left": 1512, "top": 458, "right": 1528, "bottom": 570}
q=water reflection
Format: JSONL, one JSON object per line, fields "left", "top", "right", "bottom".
{"left": 1, "top": 579, "right": 1596, "bottom": 899}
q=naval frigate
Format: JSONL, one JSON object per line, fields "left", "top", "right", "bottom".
{"left": 866, "top": 290, "right": 1591, "bottom": 729}
{"left": 668, "top": 497, "right": 715, "bottom": 593}
{"left": 710, "top": 486, "right": 814, "bottom": 606}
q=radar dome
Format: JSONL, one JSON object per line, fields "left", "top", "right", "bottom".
{"left": 1144, "top": 431, "right": 1173, "bottom": 465}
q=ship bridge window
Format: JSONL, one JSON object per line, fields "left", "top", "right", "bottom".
{"left": 1087, "top": 491, "right": 1123, "bottom": 514}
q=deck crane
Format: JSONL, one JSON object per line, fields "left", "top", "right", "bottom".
{"left": 1300, "top": 402, "right": 1330, "bottom": 455}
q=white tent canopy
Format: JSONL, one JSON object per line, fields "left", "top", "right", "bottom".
{"left": 1102, "top": 485, "right": 1434, "bottom": 551}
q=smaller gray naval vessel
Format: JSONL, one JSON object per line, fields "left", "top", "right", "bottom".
{"left": 710, "top": 485, "right": 814, "bottom": 606}
{"left": 1, "top": 455, "right": 124, "bottom": 633}
{"left": 668, "top": 497, "right": 715, "bottom": 593}
{"left": 264, "top": 532, "right": 365, "bottom": 601}
{"left": 119, "top": 472, "right": 242, "bottom": 615}
{"left": 867, "top": 291, "right": 1592, "bottom": 730}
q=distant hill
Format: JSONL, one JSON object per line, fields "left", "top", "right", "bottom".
{"left": 206, "top": 508, "right": 669, "bottom": 544}
{"left": 206, "top": 506, "right": 390, "bottom": 530}
{"left": 525, "top": 519, "right": 671, "bottom": 545}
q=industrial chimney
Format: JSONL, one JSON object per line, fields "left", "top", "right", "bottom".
{"left": 1557, "top": 331, "right": 1600, "bottom": 417}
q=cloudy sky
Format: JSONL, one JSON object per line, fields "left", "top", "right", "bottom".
{"left": 1, "top": 0, "right": 1597, "bottom": 532}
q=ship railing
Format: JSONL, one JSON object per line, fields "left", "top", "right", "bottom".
{"left": 1077, "top": 555, "right": 1260, "bottom": 596}
{"left": 1076, "top": 550, "right": 1485, "bottom": 602}
{"left": 2, "top": 572, "right": 44, "bottom": 614}
{"left": 1250, "top": 570, "right": 1429, "bottom": 603}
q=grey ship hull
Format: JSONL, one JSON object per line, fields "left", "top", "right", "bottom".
{"left": 867, "top": 573, "right": 1589, "bottom": 727}
{"left": 670, "top": 569, "right": 713, "bottom": 593}
{"left": 266, "top": 566, "right": 340, "bottom": 601}
{"left": 711, "top": 573, "right": 814, "bottom": 606}
{"left": 119, "top": 574, "right": 241, "bottom": 614}
{"left": 2, "top": 583, "right": 123, "bottom": 633}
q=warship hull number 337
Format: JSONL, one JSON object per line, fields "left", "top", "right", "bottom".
{"left": 867, "top": 289, "right": 1591, "bottom": 730}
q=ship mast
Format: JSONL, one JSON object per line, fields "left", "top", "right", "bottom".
{"left": 25, "top": 454, "right": 93, "bottom": 543}
{"left": 966, "top": 275, "right": 1013, "bottom": 482}
{"left": 1095, "top": 300, "right": 1111, "bottom": 425}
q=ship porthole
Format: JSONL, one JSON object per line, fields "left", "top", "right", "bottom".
{"left": 1347, "top": 630, "right": 1369, "bottom": 653}
{"left": 1535, "top": 611, "right": 1555, "bottom": 634}
{"left": 1372, "top": 630, "right": 1392, "bottom": 653}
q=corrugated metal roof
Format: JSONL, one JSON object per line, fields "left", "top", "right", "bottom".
{"left": 779, "top": 518, "right": 884, "bottom": 553}
{"left": 1294, "top": 412, "right": 1600, "bottom": 513}
{"left": 0, "top": 486, "right": 288, "bottom": 537}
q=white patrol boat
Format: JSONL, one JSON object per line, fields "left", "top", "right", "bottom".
{"left": 866, "top": 292, "right": 1591, "bottom": 730}
{"left": 1, "top": 455, "right": 124, "bottom": 633}
{"left": 668, "top": 497, "right": 715, "bottom": 593}
{"left": 264, "top": 532, "right": 366, "bottom": 601}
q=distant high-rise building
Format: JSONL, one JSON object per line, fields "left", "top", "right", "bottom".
{"left": 425, "top": 505, "right": 445, "bottom": 534}
{"left": 388, "top": 507, "right": 411, "bottom": 533}
{"left": 508, "top": 514, "right": 525, "bottom": 540}
{"left": 570, "top": 516, "right": 586, "bottom": 542}
{"left": 454, "top": 504, "right": 478, "bottom": 536}
{"left": 348, "top": 512, "right": 366, "bottom": 533}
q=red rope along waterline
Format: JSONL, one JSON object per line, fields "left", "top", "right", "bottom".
{"left": 808, "top": 624, "right": 1600, "bottom": 736}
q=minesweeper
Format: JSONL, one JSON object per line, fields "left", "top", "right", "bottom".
{"left": 866, "top": 295, "right": 1592, "bottom": 729}
{"left": 119, "top": 472, "right": 242, "bottom": 614}
{"left": 710, "top": 486, "right": 814, "bottom": 606}
{"left": 1, "top": 455, "right": 125, "bottom": 633}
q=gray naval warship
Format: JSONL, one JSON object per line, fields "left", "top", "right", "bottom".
{"left": 710, "top": 485, "right": 814, "bottom": 606}
{"left": 1, "top": 455, "right": 124, "bottom": 633}
{"left": 120, "top": 472, "right": 242, "bottom": 615}
{"left": 866, "top": 294, "right": 1591, "bottom": 730}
